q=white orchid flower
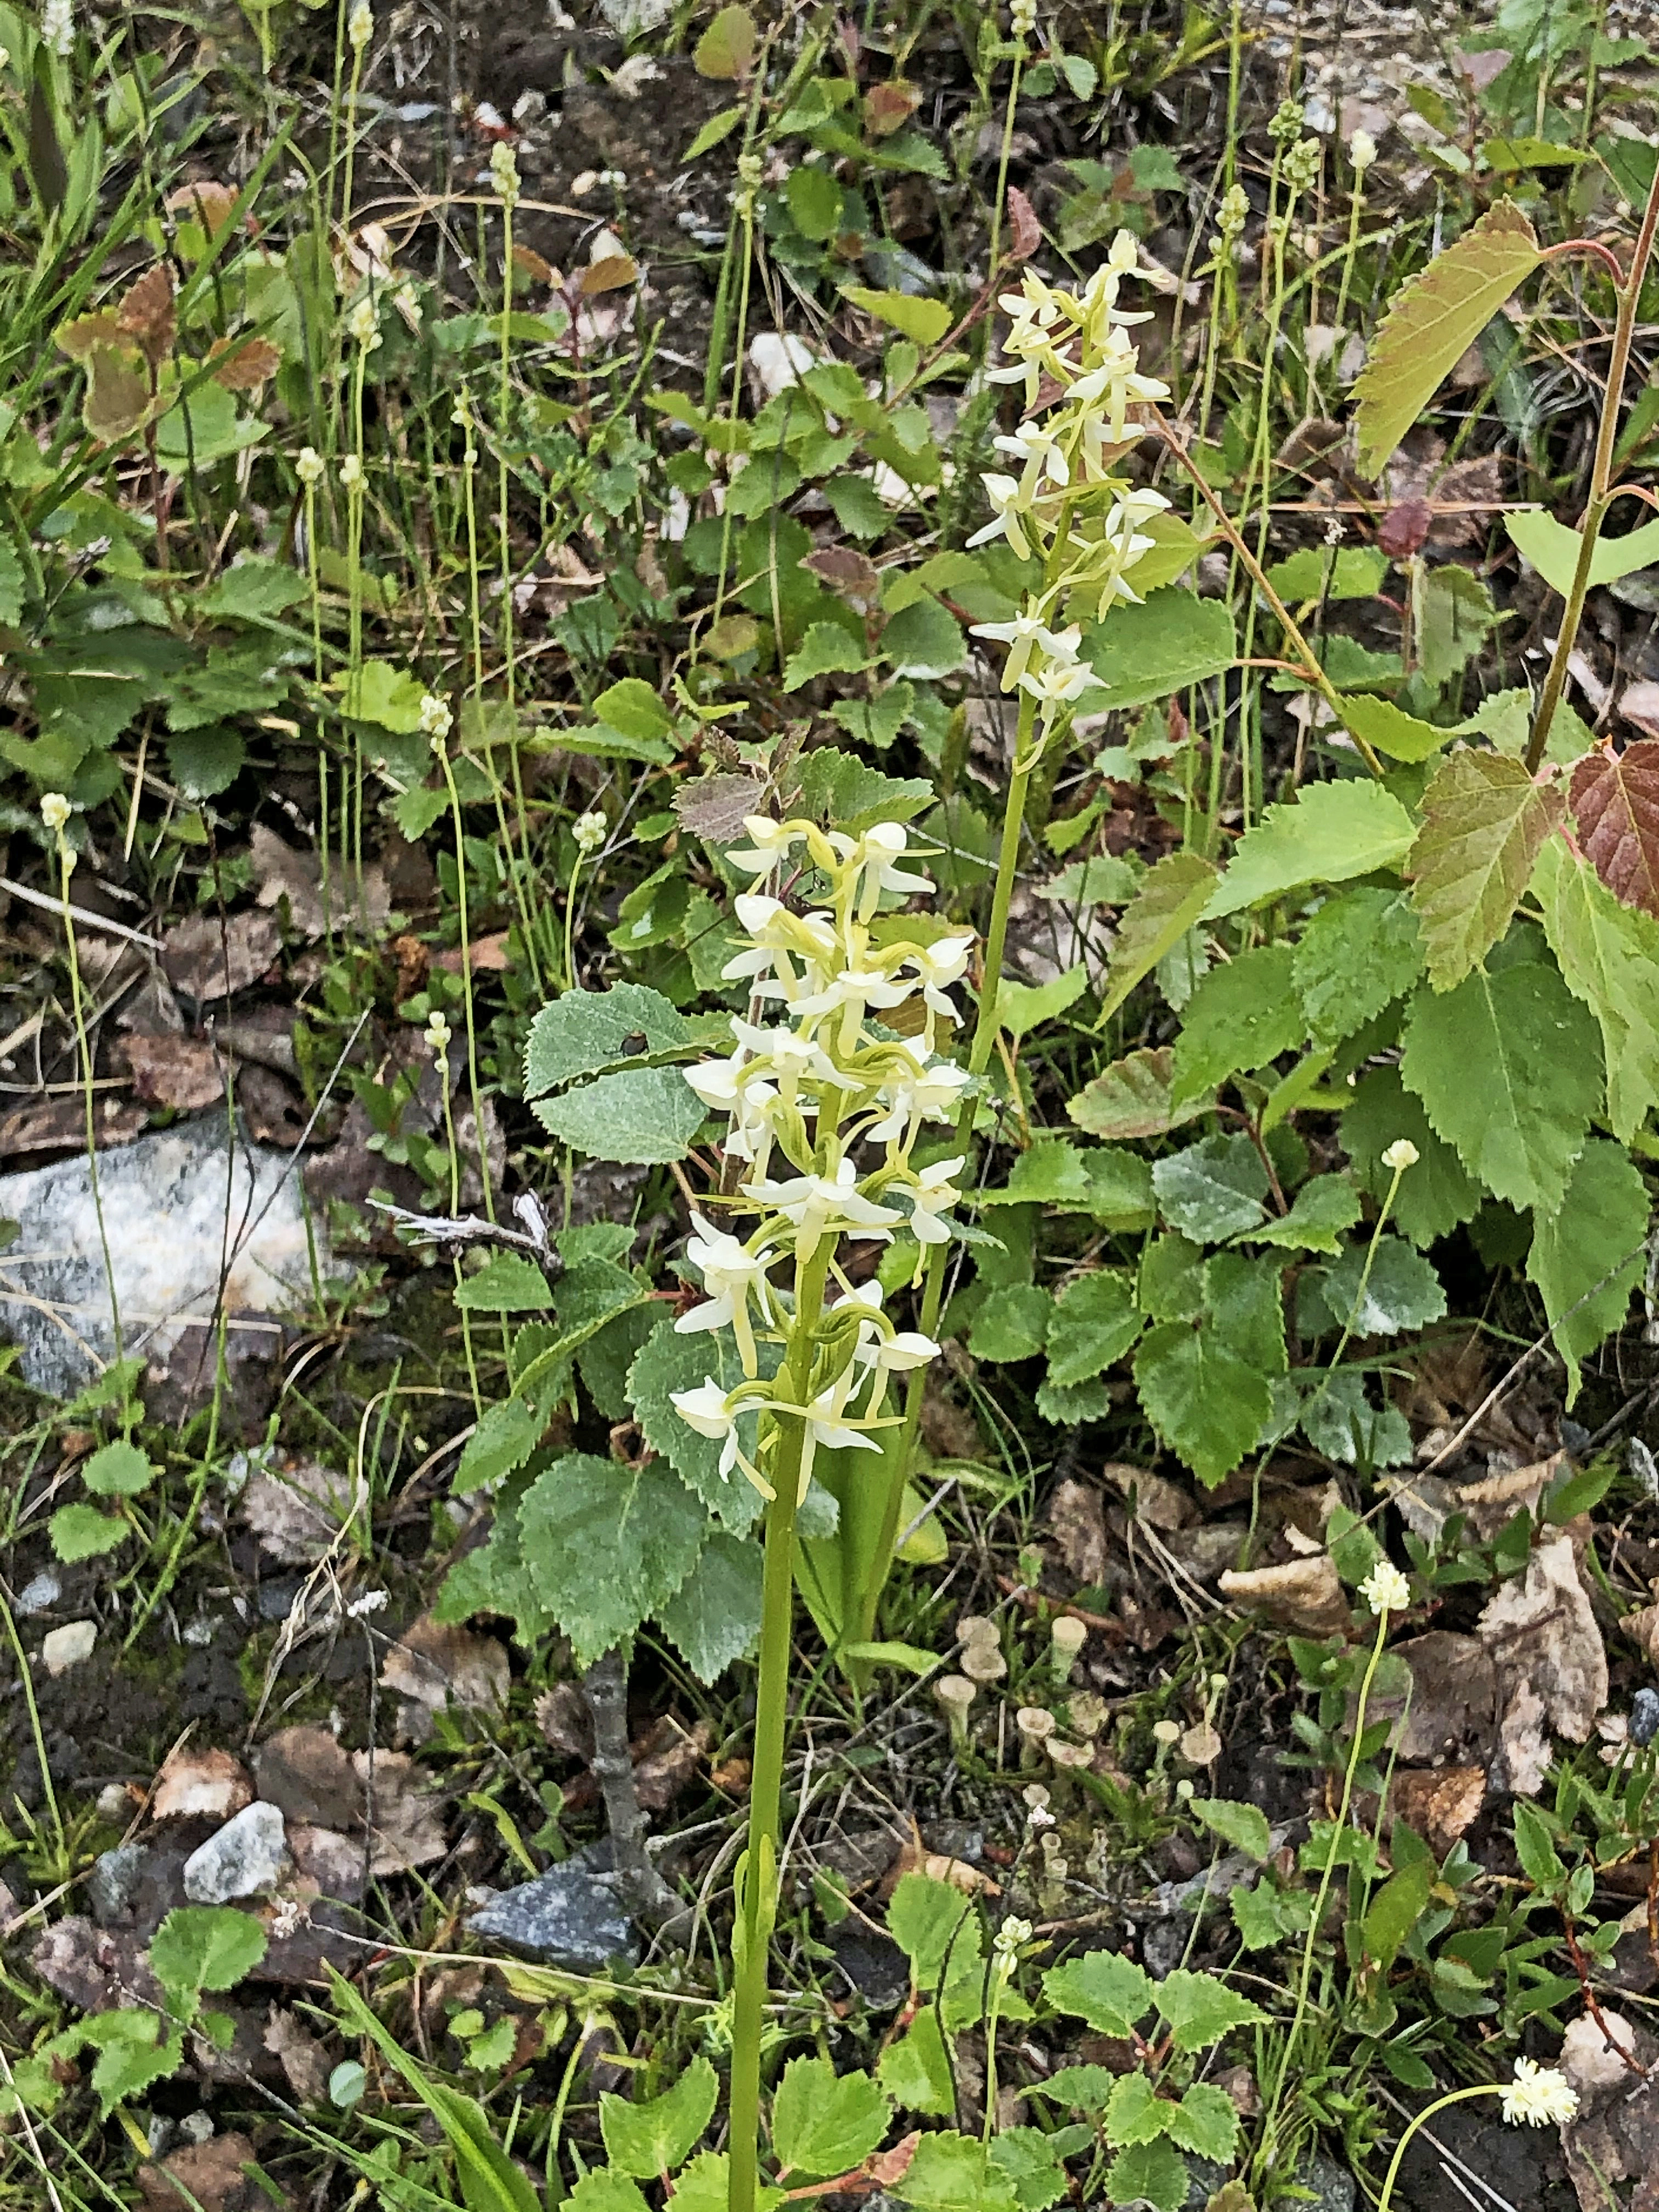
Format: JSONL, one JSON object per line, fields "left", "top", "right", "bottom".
{"left": 675, "top": 1215, "right": 777, "bottom": 1374}
{"left": 966, "top": 472, "right": 1037, "bottom": 561}
{"left": 741, "top": 1158, "right": 900, "bottom": 1257}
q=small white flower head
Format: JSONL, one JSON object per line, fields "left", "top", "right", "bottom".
{"left": 296, "top": 445, "right": 325, "bottom": 487}
{"left": 573, "top": 809, "right": 607, "bottom": 859}
{"left": 1381, "top": 1137, "right": 1420, "bottom": 1172}
{"left": 1009, "top": 0, "right": 1037, "bottom": 33}
{"left": 1349, "top": 127, "right": 1379, "bottom": 176}
{"left": 347, "top": 0, "right": 374, "bottom": 50}
{"left": 490, "top": 140, "right": 521, "bottom": 210}
{"left": 346, "top": 294, "right": 381, "bottom": 349}
{"left": 339, "top": 452, "right": 364, "bottom": 490}
{"left": 419, "top": 692, "right": 453, "bottom": 744}
{"left": 1500, "top": 2058, "right": 1578, "bottom": 2128}
{"left": 424, "top": 1011, "right": 452, "bottom": 1058}
{"left": 993, "top": 1915, "right": 1032, "bottom": 1977}
{"left": 42, "top": 0, "right": 72, "bottom": 58}
{"left": 1268, "top": 97, "right": 1305, "bottom": 146}
{"left": 1361, "top": 1560, "right": 1411, "bottom": 1617}
{"left": 40, "top": 792, "right": 72, "bottom": 837}
{"left": 346, "top": 1587, "right": 388, "bottom": 1618}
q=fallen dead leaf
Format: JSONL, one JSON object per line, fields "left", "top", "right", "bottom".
{"left": 238, "top": 1063, "right": 312, "bottom": 1148}
{"left": 1389, "top": 1766, "right": 1486, "bottom": 1857}
{"left": 383, "top": 1617, "right": 510, "bottom": 1716}
{"left": 151, "top": 1744, "right": 253, "bottom": 1824}
{"left": 0, "top": 1093, "right": 146, "bottom": 1159}
{"left": 1477, "top": 1532, "right": 1609, "bottom": 1794}
{"left": 1619, "top": 681, "right": 1659, "bottom": 741}
{"left": 1103, "top": 1463, "right": 1193, "bottom": 1532}
{"left": 241, "top": 1457, "right": 359, "bottom": 1564}
{"left": 1455, "top": 1451, "right": 1565, "bottom": 1539}
{"left": 888, "top": 1827, "right": 999, "bottom": 1897}
{"left": 535, "top": 1684, "right": 594, "bottom": 1759}
{"left": 1048, "top": 1478, "right": 1110, "bottom": 1585}
{"left": 121, "top": 1032, "right": 225, "bottom": 1111}
{"left": 1382, "top": 1633, "right": 1499, "bottom": 1767}
{"left": 631, "top": 1716, "right": 713, "bottom": 1812}
{"left": 255, "top": 1728, "right": 363, "bottom": 1830}
{"left": 709, "top": 1756, "right": 751, "bottom": 1796}
{"left": 250, "top": 825, "right": 389, "bottom": 943}
{"left": 32, "top": 1917, "right": 162, "bottom": 2014}
{"left": 433, "top": 932, "right": 513, "bottom": 976}
{"left": 263, "top": 2005, "right": 329, "bottom": 2102}
{"left": 138, "top": 2130, "right": 287, "bottom": 2212}
{"left": 354, "top": 1751, "right": 446, "bottom": 1874}
{"left": 674, "top": 773, "right": 761, "bottom": 844}
{"left": 160, "top": 911, "right": 281, "bottom": 1003}
{"left": 1219, "top": 1554, "right": 1349, "bottom": 1637}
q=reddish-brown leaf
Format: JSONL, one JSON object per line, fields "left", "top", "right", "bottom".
{"left": 115, "top": 266, "right": 176, "bottom": 369}
{"left": 165, "top": 179, "right": 237, "bottom": 235}
{"left": 1007, "top": 185, "right": 1041, "bottom": 263}
{"left": 580, "top": 255, "right": 637, "bottom": 297}
{"left": 1571, "top": 738, "right": 1659, "bottom": 918}
{"left": 865, "top": 78, "right": 920, "bottom": 138}
{"left": 208, "top": 335, "right": 282, "bottom": 390}
{"left": 1376, "top": 497, "right": 1433, "bottom": 560}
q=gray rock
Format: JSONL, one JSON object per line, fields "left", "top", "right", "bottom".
{"left": 467, "top": 1851, "right": 640, "bottom": 1970}
{"left": 0, "top": 1124, "right": 325, "bottom": 1397}
{"left": 16, "top": 1571, "right": 60, "bottom": 1615}
{"left": 183, "top": 1802, "right": 290, "bottom": 1905}
{"left": 41, "top": 1621, "right": 95, "bottom": 1674}
{"left": 1295, "top": 2151, "right": 1356, "bottom": 2212}
{"left": 88, "top": 1843, "right": 148, "bottom": 1927}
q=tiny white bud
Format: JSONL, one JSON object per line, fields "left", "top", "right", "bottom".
{"left": 40, "top": 792, "right": 72, "bottom": 836}
{"left": 339, "top": 453, "right": 364, "bottom": 490}
{"left": 1381, "top": 1137, "right": 1419, "bottom": 1172}
{"left": 346, "top": 295, "right": 381, "bottom": 349}
{"left": 1349, "top": 127, "right": 1379, "bottom": 175}
{"left": 1360, "top": 1560, "right": 1412, "bottom": 1617}
{"left": 296, "top": 445, "right": 325, "bottom": 487}
{"left": 419, "top": 692, "right": 453, "bottom": 743}
{"left": 490, "top": 141, "right": 521, "bottom": 210}
{"left": 573, "top": 809, "right": 607, "bottom": 858}
{"left": 1010, "top": 0, "right": 1038, "bottom": 35}
{"left": 424, "top": 1012, "right": 452, "bottom": 1057}
{"left": 347, "top": 1, "right": 373, "bottom": 50}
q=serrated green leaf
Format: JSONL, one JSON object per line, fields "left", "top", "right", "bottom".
{"left": 1245, "top": 1175, "right": 1362, "bottom": 1254}
{"left": 898, "top": 2131, "right": 1019, "bottom": 2212}
{"left": 1170, "top": 944, "right": 1304, "bottom": 1104}
{"left": 841, "top": 288, "right": 952, "bottom": 346}
{"left": 1068, "top": 1047, "right": 1211, "bottom": 1140}
{"left": 454, "top": 1396, "right": 546, "bottom": 1494}
{"left": 987, "top": 2128, "right": 1070, "bottom": 2212}
{"left": 877, "top": 2006, "right": 955, "bottom": 2115}
{"left": 1190, "top": 1798, "right": 1272, "bottom": 1860}
{"left": 343, "top": 658, "right": 427, "bottom": 732}
{"left": 453, "top": 1254, "right": 556, "bottom": 1313}
{"left": 795, "top": 746, "right": 934, "bottom": 831}
{"left": 1203, "top": 1250, "right": 1287, "bottom": 1377}
{"left": 49, "top": 1502, "right": 128, "bottom": 1560}
{"left": 166, "top": 724, "right": 245, "bottom": 799}
{"left": 1353, "top": 200, "right": 1543, "bottom": 475}
{"left": 772, "top": 2056, "right": 890, "bottom": 2179}
{"left": 1266, "top": 545, "right": 1389, "bottom": 602}
{"left": 533, "top": 1066, "right": 707, "bottom": 1165}
{"left": 1079, "top": 591, "right": 1235, "bottom": 711}
{"left": 1298, "top": 1370, "right": 1413, "bottom": 1471}
{"left": 1205, "top": 781, "right": 1417, "bottom": 919}
{"left": 783, "top": 620, "right": 871, "bottom": 690}
{"left": 1533, "top": 837, "right": 1659, "bottom": 1144}
{"left": 1032, "top": 2066, "right": 1116, "bottom": 2113}
{"left": 1133, "top": 1321, "right": 1273, "bottom": 1488}
{"left": 524, "top": 984, "right": 689, "bottom": 1094}
{"left": 1400, "top": 964, "right": 1601, "bottom": 1214}
{"left": 1504, "top": 510, "right": 1659, "bottom": 596}
{"left": 1409, "top": 749, "right": 1565, "bottom": 989}
{"left": 520, "top": 1453, "right": 709, "bottom": 1669}
{"left": 1105, "top": 2072, "right": 1170, "bottom": 2146}
{"left": 656, "top": 1530, "right": 763, "bottom": 1683}
{"left": 1153, "top": 1133, "right": 1269, "bottom": 1242}
{"left": 88, "top": 2014, "right": 184, "bottom": 2117}
{"left": 1338, "top": 693, "right": 1457, "bottom": 764}
{"left": 1416, "top": 566, "right": 1499, "bottom": 687}
{"left": 601, "top": 2055, "right": 718, "bottom": 2177}
{"left": 1341, "top": 1067, "right": 1482, "bottom": 1246}
{"left": 571, "top": 2175, "right": 651, "bottom": 2212}
{"left": 592, "top": 678, "right": 673, "bottom": 743}
{"left": 1526, "top": 1138, "right": 1648, "bottom": 1404}
{"left": 968, "top": 1283, "right": 1051, "bottom": 1362}
{"left": 888, "top": 1872, "right": 981, "bottom": 1993}
{"left": 997, "top": 964, "right": 1088, "bottom": 1040}
{"left": 81, "top": 1440, "right": 156, "bottom": 1496}
{"left": 1102, "top": 2140, "right": 1188, "bottom": 2212}
{"left": 882, "top": 597, "right": 965, "bottom": 680}
{"left": 1293, "top": 887, "right": 1425, "bottom": 1046}
{"left": 1154, "top": 1968, "right": 1268, "bottom": 2052}
{"left": 1319, "top": 1237, "right": 1447, "bottom": 1335}
{"left": 1166, "top": 2081, "right": 1240, "bottom": 2162}
{"left": 149, "top": 1908, "right": 268, "bottom": 2007}
{"left": 1042, "top": 1951, "right": 1154, "bottom": 2037}
{"left": 1096, "top": 854, "right": 1219, "bottom": 1022}
{"left": 1039, "top": 854, "right": 1142, "bottom": 906}
{"left": 1045, "top": 1271, "right": 1141, "bottom": 1389}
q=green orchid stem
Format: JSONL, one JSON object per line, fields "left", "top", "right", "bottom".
{"left": 1527, "top": 155, "right": 1659, "bottom": 775}
{"left": 729, "top": 1240, "right": 833, "bottom": 2212}
{"left": 1373, "top": 2086, "right": 1497, "bottom": 2212}
{"left": 854, "top": 697, "right": 1040, "bottom": 1648}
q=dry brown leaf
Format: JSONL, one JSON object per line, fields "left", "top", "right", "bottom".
{"left": 383, "top": 1617, "right": 510, "bottom": 1714}
{"left": 249, "top": 826, "right": 388, "bottom": 943}
{"left": 160, "top": 911, "right": 281, "bottom": 1003}
{"left": 803, "top": 546, "right": 882, "bottom": 612}
{"left": 1389, "top": 1766, "right": 1486, "bottom": 1857}
{"left": 888, "top": 1829, "right": 999, "bottom": 1896}
{"left": 254, "top": 1728, "right": 364, "bottom": 1830}
{"left": 139, "top": 2132, "right": 287, "bottom": 2212}
{"left": 1048, "top": 1477, "right": 1110, "bottom": 1584}
{"left": 631, "top": 1715, "right": 713, "bottom": 1812}
{"left": 116, "top": 267, "right": 176, "bottom": 369}
{"left": 1477, "top": 1532, "right": 1609, "bottom": 1795}
{"left": 0, "top": 1093, "right": 146, "bottom": 1159}
{"left": 535, "top": 1683, "right": 593, "bottom": 1759}
{"left": 208, "top": 335, "right": 282, "bottom": 390}
{"left": 1623, "top": 1604, "right": 1659, "bottom": 1664}
{"left": 166, "top": 180, "right": 237, "bottom": 235}
{"left": 1384, "top": 1633, "right": 1499, "bottom": 1766}
{"left": 122, "top": 1032, "right": 224, "bottom": 1113}
{"left": 354, "top": 1751, "right": 446, "bottom": 1874}
{"left": 1219, "top": 1554, "right": 1348, "bottom": 1636}
{"left": 1103, "top": 1462, "right": 1192, "bottom": 1532}
{"left": 1571, "top": 737, "right": 1659, "bottom": 919}
{"left": 1560, "top": 2010, "right": 1659, "bottom": 2212}
{"left": 1619, "top": 681, "right": 1659, "bottom": 741}
{"left": 1007, "top": 186, "right": 1040, "bottom": 263}
{"left": 240, "top": 1458, "right": 358, "bottom": 1565}
{"left": 1454, "top": 1450, "right": 1564, "bottom": 1538}
{"left": 674, "top": 773, "right": 760, "bottom": 844}
{"left": 433, "top": 933, "right": 512, "bottom": 976}
{"left": 580, "top": 255, "right": 637, "bottom": 296}
{"left": 263, "top": 2006, "right": 329, "bottom": 2102}
{"left": 151, "top": 1745, "right": 253, "bottom": 1824}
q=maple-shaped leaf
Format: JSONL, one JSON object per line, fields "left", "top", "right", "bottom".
{"left": 1353, "top": 200, "right": 1542, "bottom": 477}
{"left": 1097, "top": 851, "right": 1218, "bottom": 1021}
{"left": 1408, "top": 747, "right": 1563, "bottom": 989}
{"left": 115, "top": 265, "right": 176, "bottom": 368}
{"left": 208, "top": 335, "right": 283, "bottom": 390}
{"left": 1570, "top": 738, "right": 1659, "bottom": 918}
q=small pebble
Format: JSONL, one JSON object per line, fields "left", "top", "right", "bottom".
{"left": 1630, "top": 1688, "right": 1659, "bottom": 1748}
{"left": 183, "top": 1801, "right": 290, "bottom": 1904}
{"left": 16, "top": 1571, "right": 61, "bottom": 1616}
{"left": 178, "top": 2113, "right": 214, "bottom": 2146}
{"left": 41, "top": 1621, "right": 96, "bottom": 1675}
